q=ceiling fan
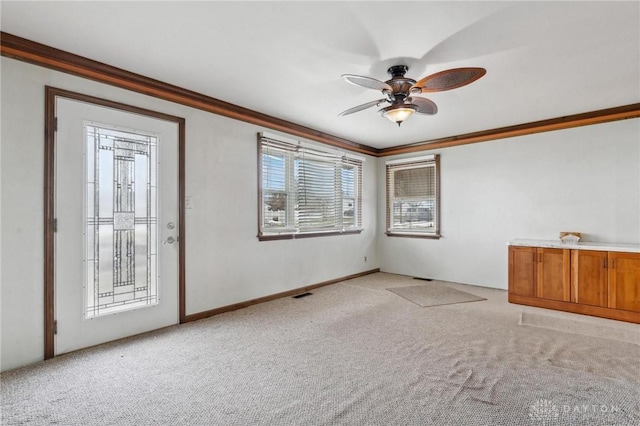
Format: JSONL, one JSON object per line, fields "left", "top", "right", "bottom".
{"left": 339, "top": 65, "right": 486, "bottom": 126}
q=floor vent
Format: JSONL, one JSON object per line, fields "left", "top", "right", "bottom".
{"left": 293, "top": 292, "right": 313, "bottom": 299}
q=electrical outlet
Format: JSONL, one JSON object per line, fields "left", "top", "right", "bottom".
{"left": 364, "top": 256, "right": 368, "bottom": 263}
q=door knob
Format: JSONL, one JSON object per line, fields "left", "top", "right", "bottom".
{"left": 163, "top": 236, "right": 175, "bottom": 245}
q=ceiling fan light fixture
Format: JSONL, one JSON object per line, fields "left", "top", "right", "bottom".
{"left": 379, "top": 104, "right": 418, "bottom": 126}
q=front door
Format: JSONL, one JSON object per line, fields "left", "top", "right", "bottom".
{"left": 54, "top": 96, "right": 180, "bottom": 355}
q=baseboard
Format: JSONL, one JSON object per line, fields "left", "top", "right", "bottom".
{"left": 508, "top": 293, "right": 640, "bottom": 324}
{"left": 184, "top": 268, "right": 380, "bottom": 323}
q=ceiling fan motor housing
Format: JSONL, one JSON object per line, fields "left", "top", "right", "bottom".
{"left": 385, "top": 65, "right": 416, "bottom": 103}
{"left": 387, "top": 65, "right": 409, "bottom": 78}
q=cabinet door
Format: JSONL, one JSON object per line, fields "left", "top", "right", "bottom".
{"left": 571, "top": 250, "right": 608, "bottom": 307}
{"left": 509, "top": 246, "right": 536, "bottom": 297}
{"left": 536, "top": 248, "right": 570, "bottom": 301}
{"left": 608, "top": 252, "right": 640, "bottom": 312}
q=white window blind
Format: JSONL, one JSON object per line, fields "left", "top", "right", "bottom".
{"left": 259, "top": 135, "right": 363, "bottom": 239}
{"left": 386, "top": 155, "right": 440, "bottom": 237}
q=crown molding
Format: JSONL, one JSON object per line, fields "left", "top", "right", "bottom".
{"left": 378, "top": 103, "right": 640, "bottom": 156}
{"left": 2, "top": 31, "right": 638, "bottom": 158}
{"left": 0, "top": 31, "right": 377, "bottom": 156}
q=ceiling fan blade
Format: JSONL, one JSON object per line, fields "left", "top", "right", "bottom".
{"left": 342, "top": 74, "right": 393, "bottom": 92}
{"left": 412, "top": 67, "right": 486, "bottom": 93}
{"left": 338, "top": 99, "right": 388, "bottom": 116}
{"left": 408, "top": 97, "right": 438, "bottom": 115}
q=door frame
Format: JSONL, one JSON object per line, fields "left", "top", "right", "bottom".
{"left": 44, "top": 86, "right": 186, "bottom": 360}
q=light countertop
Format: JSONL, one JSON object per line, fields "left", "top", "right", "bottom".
{"left": 508, "top": 239, "right": 640, "bottom": 253}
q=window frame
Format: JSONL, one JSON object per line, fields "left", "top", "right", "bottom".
{"left": 258, "top": 133, "right": 363, "bottom": 241}
{"left": 385, "top": 154, "right": 441, "bottom": 239}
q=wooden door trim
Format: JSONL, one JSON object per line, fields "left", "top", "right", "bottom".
{"left": 44, "top": 86, "right": 186, "bottom": 360}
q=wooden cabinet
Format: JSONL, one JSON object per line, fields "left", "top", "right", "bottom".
{"left": 571, "top": 250, "right": 608, "bottom": 307}
{"left": 508, "top": 244, "right": 640, "bottom": 323}
{"left": 508, "top": 246, "right": 569, "bottom": 301}
{"left": 537, "top": 248, "right": 570, "bottom": 302}
{"left": 508, "top": 246, "right": 536, "bottom": 297}
{"left": 608, "top": 252, "right": 640, "bottom": 313}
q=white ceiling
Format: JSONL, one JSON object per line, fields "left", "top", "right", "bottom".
{"left": 2, "top": 1, "right": 639, "bottom": 150}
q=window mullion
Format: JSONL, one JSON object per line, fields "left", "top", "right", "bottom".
{"left": 287, "top": 151, "right": 296, "bottom": 230}
{"left": 335, "top": 163, "right": 342, "bottom": 230}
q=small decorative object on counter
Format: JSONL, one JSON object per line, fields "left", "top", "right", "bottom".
{"left": 559, "top": 232, "right": 581, "bottom": 244}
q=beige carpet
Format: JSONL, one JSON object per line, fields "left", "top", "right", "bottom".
{"left": 387, "top": 281, "right": 486, "bottom": 307}
{"left": 2, "top": 272, "right": 639, "bottom": 425}
{"left": 519, "top": 312, "right": 640, "bottom": 345}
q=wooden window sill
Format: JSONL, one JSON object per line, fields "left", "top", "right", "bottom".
{"left": 385, "top": 232, "right": 441, "bottom": 240}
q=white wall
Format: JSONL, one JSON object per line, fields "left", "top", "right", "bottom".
{"left": 378, "top": 119, "right": 640, "bottom": 289}
{"left": 3, "top": 56, "right": 639, "bottom": 373}
{"left": 0, "top": 58, "right": 379, "bottom": 371}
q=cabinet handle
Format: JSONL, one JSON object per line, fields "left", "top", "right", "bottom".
{"left": 602, "top": 258, "right": 607, "bottom": 269}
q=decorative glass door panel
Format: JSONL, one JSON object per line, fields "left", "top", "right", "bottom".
{"left": 85, "top": 125, "right": 159, "bottom": 317}
{"left": 55, "top": 96, "right": 179, "bottom": 356}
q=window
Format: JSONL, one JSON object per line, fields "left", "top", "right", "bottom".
{"left": 259, "top": 133, "right": 363, "bottom": 240}
{"left": 386, "top": 155, "right": 440, "bottom": 238}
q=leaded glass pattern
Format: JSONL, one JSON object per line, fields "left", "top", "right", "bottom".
{"left": 85, "top": 124, "right": 158, "bottom": 318}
